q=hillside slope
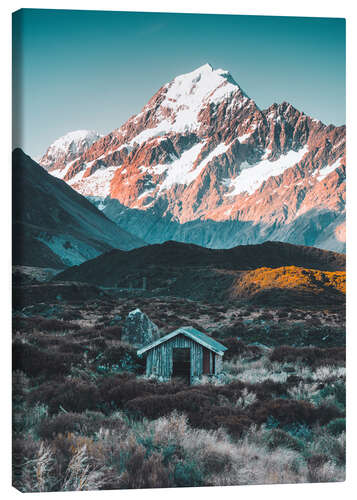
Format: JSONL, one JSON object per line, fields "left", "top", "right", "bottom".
{"left": 12, "top": 149, "right": 145, "bottom": 268}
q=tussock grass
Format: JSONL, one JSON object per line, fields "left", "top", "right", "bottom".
{"left": 13, "top": 301, "right": 346, "bottom": 491}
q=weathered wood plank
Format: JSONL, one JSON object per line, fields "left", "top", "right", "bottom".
{"left": 144, "top": 332, "right": 224, "bottom": 382}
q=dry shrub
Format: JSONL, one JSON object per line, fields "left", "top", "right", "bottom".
{"left": 13, "top": 341, "right": 78, "bottom": 377}
{"left": 307, "top": 454, "right": 345, "bottom": 483}
{"left": 59, "top": 310, "right": 83, "bottom": 321}
{"left": 126, "top": 394, "right": 177, "bottom": 419}
{"left": 221, "top": 338, "right": 261, "bottom": 360}
{"left": 61, "top": 445, "right": 107, "bottom": 491}
{"left": 264, "top": 429, "right": 304, "bottom": 452}
{"left": 13, "top": 436, "right": 40, "bottom": 491}
{"left": 119, "top": 448, "right": 172, "bottom": 489}
{"left": 30, "top": 379, "right": 99, "bottom": 415}
{"left": 270, "top": 345, "right": 345, "bottom": 367}
{"left": 249, "top": 398, "right": 342, "bottom": 428}
{"left": 208, "top": 438, "right": 307, "bottom": 486}
{"left": 37, "top": 412, "right": 102, "bottom": 440}
{"left": 101, "top": 326, "right": 122, "bottom": 340}
{"left": 214, "top": 415, "right": 254, "bottom": 438}
{"left": 249, "top": 399, "right": 317, "bottom": 427}
{"left": 309, "top": 432, "right": 346, "bottom": 466}
{"left": 126, "top": 388, "right": 216, "bottom": 421}
{"left": 37, "top": 318, "right": 81, "bottom": 332}
{"left": 99, "top": 377, "right": 156, "bottom": 408}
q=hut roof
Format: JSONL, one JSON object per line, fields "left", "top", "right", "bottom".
{"left": 137, "top": 326, "right": 227, "bottom": 356}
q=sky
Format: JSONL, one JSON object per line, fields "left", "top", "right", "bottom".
{"left": 12, "top": 9, "right": 346, "bottom": 159}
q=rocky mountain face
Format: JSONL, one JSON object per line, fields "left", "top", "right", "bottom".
{"left": 13, "top": 149, "right": 145, "bottom": 268}
{"left": 39, "top": 130, "right": 102, "bottom": 173}
{"left": 39, "top": 64, "right": 346, "bottom": 252}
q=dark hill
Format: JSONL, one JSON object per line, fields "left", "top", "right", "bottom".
{"left": 12, "top": 149, "right": 145, "bottom": 268}
{"left": 54, "top": 240, "right": 345, "bottom": 287}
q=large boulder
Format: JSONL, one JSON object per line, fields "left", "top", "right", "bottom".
{"left": 122, "top": 308, "right": 160, "bottom": 347}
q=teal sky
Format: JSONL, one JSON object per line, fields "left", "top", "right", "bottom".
{"left": 12, "top": 9, "right": 346, "bottom": 159}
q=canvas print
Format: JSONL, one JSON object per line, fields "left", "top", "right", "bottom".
{"left": 12, "top": 9, "right": 346, "bottom": 492}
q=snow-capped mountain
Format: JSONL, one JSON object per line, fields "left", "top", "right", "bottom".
{"left": 39, "top": 130, "right": 102, "bottom": 173}
{"left": 39, "top": 64, "right": 346, "bottom": 252}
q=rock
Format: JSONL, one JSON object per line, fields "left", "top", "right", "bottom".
{"left": 248, "top": 342, "right": 272, "bottom": 351}
{"left": 48, "top": 64, "right": 345, "bottom": 253}
{"left": 122, "top": 308, "right": 160, "bottom": 347}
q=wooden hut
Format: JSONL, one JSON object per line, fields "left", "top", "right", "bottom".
{"left": 137, "top": 326, "right": 227, "bottom": 384}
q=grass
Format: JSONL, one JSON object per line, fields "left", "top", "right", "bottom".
{"left": 12, "top": 294, "right": 346, "bottom": 491}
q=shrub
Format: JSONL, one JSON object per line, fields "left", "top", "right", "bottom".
{"left": 270, "top": 346, "right": 345, "bottom": 368}
{"left": 59, "top": 310, "right": 83, "bottom": 321}
{"left": 311, "top": 432, "right": 346, "bottom": 466}
{"left": 37, "top": 413, "right": 89, "bottom": 439}
{"left": 264, "top": 429, "right": 304, "bottom": 452}
{"left": 174, "top": 460, "right": 203, "bottom": 487}
{"left": 250, "top": 380, "right": 289, "bottom": 400}
{"left": 325, "top": 418, "right": 346, "bottom": 436}
{"left": 99, "top": 345, "right": 145, "bottom": 373}
{"left": 316, "top": 381, "right": 346, "bottom": 409}
{"left": 101, "top": 326, "right": 122, "bottom": 340}
{"left": 12, "top": 341, "right": 77, "bottom": 377}
{"left": 30, "top": 379, "right": 99, "bottom": 415}
{"left": 37, "top": 318, "right": 80, "bottom": 332}
{"left": 249, "top": 399, "right": 317, "bottom": 427}
{"left": 127, "top": 394, "right": 177, "bottom": 419}
{"left": 214, "top": 415, "right": 254, "bottom": 438}
{"left": 99, "top": 377, "right": 156, "bottom": 408}
{"left": 221, "top": 338, "right": 261, "bottom": 360}
{"left": 36, "top": 411, "right": 121, "bottom": 440}
{"left": 307, "top": 454, "right": 330, "bottom": 482}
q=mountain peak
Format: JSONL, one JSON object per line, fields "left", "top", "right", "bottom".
{"left": 49, "top": 129, "right": 102, "bottom": 153}
{"left": 39, "top": 129, "right": 102, "bottom": 172}
{"left": 195, "top": 62, "right": 214, "bottom": 72}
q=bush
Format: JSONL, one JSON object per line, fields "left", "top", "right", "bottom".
{"left": 222, "top": 338, "right": 261, "bottom": 360}
{"left": 325, "top": 418, "right": 346, "bottom": 436}
{"left": 307, "top": 454, "right": 330, "bottom": 482}
{"left": 317, "top": 381, "right": 346, "bottom": 409}
{"left": 264, "top": 429, "right": 304, "bottom": 452}
{"left": 126, "top": 389, "right": 216, "bottom": 421}
{"left": 99, "top": 377, "right": 156, "bottom": 408}
{"left": 118, "top": 445, "right": 172, "bottom": 489}
{"left": 101, "top": 326, "right": 122, "bottom": 340}
{"left": 13, "top": 341, "right": 78, "bottom": 377}
{"left": 37, "top": 412, "right": 90, "bottom": 439}
{"left": 30, "top": 379, "right": 99, "bottom": 415}
{"left": 37, "top": 411, "right": 126, "bottom": 440}
{"left": 174, "top": 460, "right": 203, "bottom": 487}
{"left": 249, "top": 399, "right": 317, "bottom": 427}
{"left": 270, "top": 346, "right": 345, "bottom": 367}
{"left": 214, "top": 415, "right": 254, "bottom": 438}
{"left": 37, "top": 318, "right": 80, "bottom": 332}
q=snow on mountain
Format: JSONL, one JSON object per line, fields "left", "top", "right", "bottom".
{"left": 41, "top": 63, "right": 346, "bottom": 252}
{"left": 39, "top": 130, "right": 102, "bottom": 173}
{"left": 225, "top": 145, "right": 309, "bottom": 196}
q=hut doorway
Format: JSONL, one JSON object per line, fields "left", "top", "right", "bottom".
{"left": 172, "top": 348, "right": 191, "bottom": 383}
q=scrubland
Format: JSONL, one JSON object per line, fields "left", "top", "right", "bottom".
{"left": 12, "top": 295, "right": 346, "bottom": 491}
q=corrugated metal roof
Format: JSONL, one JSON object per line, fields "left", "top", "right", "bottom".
{"left": 137, "top": 326, "right": 227, "bottom": 356}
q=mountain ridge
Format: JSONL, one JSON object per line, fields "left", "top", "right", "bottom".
{"left": 53, "top": 240, "right": 345, "bottom": 306}
{"left": 37, "top": 64, "right": 346, "bottom": 253}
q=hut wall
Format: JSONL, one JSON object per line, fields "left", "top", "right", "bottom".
{"left": 145, "top": 334, "right": 203, "bottom": 381}
{"left": 215, "top": 354, "right": 223, "bottom": 374}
